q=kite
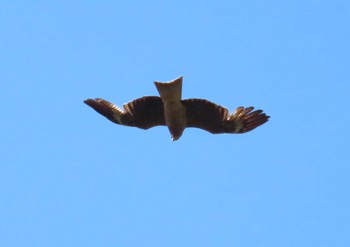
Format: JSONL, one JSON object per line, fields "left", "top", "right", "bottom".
{"left": 84, "top": 76, "right": 270, "bottom": 141}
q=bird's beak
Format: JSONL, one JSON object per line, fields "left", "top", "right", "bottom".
{"left": 171, "top": 136, "right": 180, "bottom": 141}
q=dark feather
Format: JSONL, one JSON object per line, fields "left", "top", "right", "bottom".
{"left": 84, "top": 96, "right": 166, "bottom": 129}
{"left": 182, "top": 98, "right": 229, "bottom": 133}
{"left": 123, "top": 96, "right": 166, "bottom": 129}
{"left": 84, "top": 98, "right": 125, "bottom": 124}
{"left": 182, "top": 98, "right": 269, "bottom": 134}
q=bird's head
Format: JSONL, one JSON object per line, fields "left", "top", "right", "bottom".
{"left": 170, "top": 127, "right": 184, "bottom": 141}
{"left": 171, "top": 135, "right": 181, "bottom": 141}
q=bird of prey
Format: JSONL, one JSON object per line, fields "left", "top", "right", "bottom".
{"left": 84, "top": 76, "right": 270, "bottom": 141}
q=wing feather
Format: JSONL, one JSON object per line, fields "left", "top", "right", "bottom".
{"left": 226, "top": 106, "right": 270, "bottom": 133}
{"left": 84, "top": 98, "right": 125, "bottom": 124}
{"left": 182, "top": 98, "right": 229, "bottom": 133}
{"left": 123, "top": 96, "right": 166, "bottom": 129}
{"left": 84, "top": 96, "right": 165, "bottom": 129}
{"left": 182, "top": 98, "right": 269, "bottom": 134}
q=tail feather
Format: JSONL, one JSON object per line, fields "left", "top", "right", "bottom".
{"left": 154, "top": 76, "right": 183, "bottom": 102}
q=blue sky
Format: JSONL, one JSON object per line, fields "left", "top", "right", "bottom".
{"left": 1, "top": 1, "right": 349, "bottom": 246}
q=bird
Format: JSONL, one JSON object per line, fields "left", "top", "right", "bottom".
{"left": 84, "top": 76, "right": 270, "bottom": 141}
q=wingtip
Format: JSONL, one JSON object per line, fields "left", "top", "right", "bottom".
{"left": 83, "top": 98, "right": 125, "bottom": 124}
{"left": 84, "top": 97, "right": 101, "bottom": 102}
{"left": 230, "top": 106, "right": 270, "bottom": 133}
{"left": 84, "top": 98, "right": 96, "bottom": 107}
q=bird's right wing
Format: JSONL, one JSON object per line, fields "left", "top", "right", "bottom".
{"left": 84, "top": 96, "right": 166, "bottom": 129}
{"left": 182, "top": 98, "right": 269, "bottom": 134}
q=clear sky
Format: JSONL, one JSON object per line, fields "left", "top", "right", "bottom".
{"left": 1, "top": 1, "right": 349, "bottom": 246}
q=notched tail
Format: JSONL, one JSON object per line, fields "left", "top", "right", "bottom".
{"left": 154, "top": 76, "right": 183, "bottom": 102}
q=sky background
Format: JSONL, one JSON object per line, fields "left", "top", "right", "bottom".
{"left": 1, "top": 1, "right": 349, "bottom": 246}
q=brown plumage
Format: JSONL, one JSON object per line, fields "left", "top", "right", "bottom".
{"left": 84, "top": 76, "right": 270, "bottom": 141}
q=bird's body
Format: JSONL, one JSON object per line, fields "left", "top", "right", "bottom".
{"left": 154, "top": 77, "right": 186, "bottom": 140}
{"left": 162, "top": 101, "right": 187, "bottom": 141}
{"left": 84, "top": 76, "right": 270, "bottom": 141}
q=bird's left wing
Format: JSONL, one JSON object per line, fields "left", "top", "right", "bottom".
{"left": 84, "top": 96, "right": 166, "bottom": 129}
{"left": 182, "top": 98, "right": 269, "bottom": 134}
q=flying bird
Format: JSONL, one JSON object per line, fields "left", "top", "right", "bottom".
{"left": 84, "top": 76, "right": 270, "bottom": 141}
